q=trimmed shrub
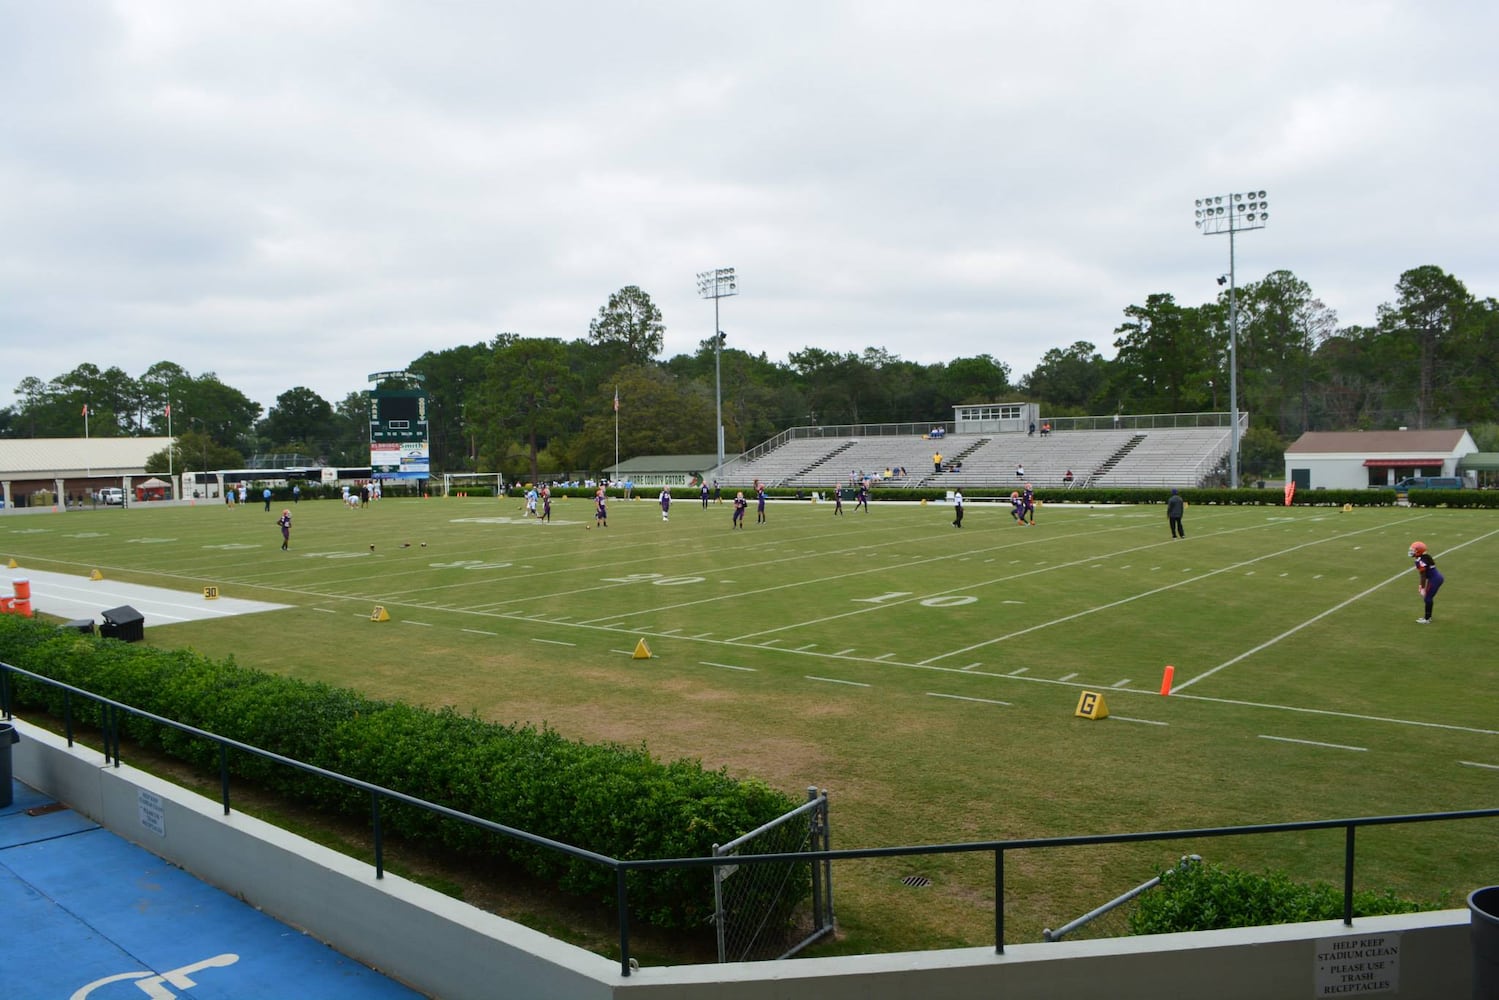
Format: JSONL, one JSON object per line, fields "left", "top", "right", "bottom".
{"left": 1128, "top": 860, "right": 1432, "bottom": 934}
{"left": 0, "top": 615, "right": 803, "bottom": 930}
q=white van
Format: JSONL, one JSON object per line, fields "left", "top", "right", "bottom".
{"left": 96, "top": 487, "right": 125, "bottom": 505}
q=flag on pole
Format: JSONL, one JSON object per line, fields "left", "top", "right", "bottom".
{"left": 164, "top": 403, "right": 171, "bottom": 417}
{"left": 613, "top": 388, "right": 619, "bottom": 412}
{"left": 82, "top": 404, "right": 89, "bottom": 416}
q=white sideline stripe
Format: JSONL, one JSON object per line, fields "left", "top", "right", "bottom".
{"left": 531, "top": 637, "right": 576, "bottom": 647}
{"left": 961, "top": 662, "right": 983, "bottom": 671}
{"left": 1459, "top": 760, "right": 1499, "bottom": 771}
{"left": 611, "top": 649, "right": 633, "bottom": 656}
{"left": 598, "top": 621, "right": 627, "bottom": 628}
{"left": 1175, "top": 525, "right": 1499, "bottom": 692}
{"left": 1259, "top": 734, "right": 1367, "bottom": 752}
{"left": 402, "top": 620, "right": 434, "bottom": 628}
{"left": 701, "top": 661, "right": 756, "bottom": 672}
{"left": 918, "top": 521, "right": 1366, "bottom": 666}
{"left": 1059, "top": 672, "right": 1077, "bottom": 682}
{"left": 833, "top": 648, "right": 856, "bottom": 656}
{"left": 795, "top": 643, "right": 818, "bottom": 651}
{"left": 806, "top": 676, "right": 870, "bottom": 687}
{"left": 692, "top": 632, "right": 713, "bottom": 638}
{"left": 875, "top": 653, "right": 896, "bottom": 660}
{"left": 927, "top": 692, "right": 1010, "bottom": 707}
{"left": 313, "top": 608, "right": 336, "bottom": 614}
{"left": 1112, "top": 679, "right": 1132, "bottom": 688}
{"left": 658, "top": 628, "right": 681, "bottom": 634}
{"left": 462, "top": 628, "right": 498, "bottom": 636}
{"left": 1008, "top": 667, "right": 1028, "bottom": 675}
{"left": 1110, "top": 716, "right": 1168, "bottom": 726}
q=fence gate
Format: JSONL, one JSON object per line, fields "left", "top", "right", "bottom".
{"left": 713, "top": 786, "right": 834, "bottom": 963}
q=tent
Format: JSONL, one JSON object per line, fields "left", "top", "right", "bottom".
{"left": 134, "top": 477, "right": 171, "bottom": 502}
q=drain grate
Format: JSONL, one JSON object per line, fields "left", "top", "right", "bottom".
{"left": 900, "top": 875, "right": 932, "bottom": 888}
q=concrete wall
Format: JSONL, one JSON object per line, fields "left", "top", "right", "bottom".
{"left": 12, "top": 721, "right": 1475, "bottom": 1000}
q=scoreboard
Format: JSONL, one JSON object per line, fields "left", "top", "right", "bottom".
{"left": 369, "top": 388, "right": 430, "bottom": 479}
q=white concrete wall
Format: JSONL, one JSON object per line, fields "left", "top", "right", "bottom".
{"left": 11, "top": 721, "right": 1475, "bottom": 1000}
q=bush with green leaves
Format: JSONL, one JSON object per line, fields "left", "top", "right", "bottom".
{"left": 0, "top": 615, "right": 803, "bottom": 931}
{"left": 1128, "top": 860, "right": 1433, "bottom": 934}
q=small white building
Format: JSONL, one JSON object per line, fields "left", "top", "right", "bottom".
{"left": 1283, "top": 429, "right": 1478, "bottom": 491}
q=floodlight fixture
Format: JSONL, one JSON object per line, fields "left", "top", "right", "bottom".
{"left": 697, "top": 267, "right": 739, "bottom": 472}
{"left": 1193, "top": 189, "right": 1271, "bottom": 488}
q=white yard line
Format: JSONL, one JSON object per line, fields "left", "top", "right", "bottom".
{"left": 926, "top": 692, "right": 1010, "bottom": 707}
{"left": 1258, "top": 735, "right": 1367, "bottom": 752}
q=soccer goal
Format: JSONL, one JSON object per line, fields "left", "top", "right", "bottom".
{"left": 441, "top": 472, "right": 504, "bottom": 497}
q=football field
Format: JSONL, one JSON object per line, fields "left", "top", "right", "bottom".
{"left": 4, "top": 494, "right": 1497, "bottom": 948}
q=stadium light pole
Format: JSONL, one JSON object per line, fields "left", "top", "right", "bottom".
{"left": 1195, "top": 190, "right": 1268, "bottom": 489}
{"left": 696, "top": 267, "right": 737, "bottom": 472}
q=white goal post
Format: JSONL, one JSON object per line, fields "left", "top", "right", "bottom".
{"left": 441, "top": 472, "right": 504, "bottom": 497}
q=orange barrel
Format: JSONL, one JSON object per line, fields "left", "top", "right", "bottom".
{"left": 14, "top": 598, "right": 32, "bottom": 617}
{"left": 12, "top": 578, "right": 30, "bottom": 601}
{"left": 0, "top": 596, "right": 12, "bottom": 614}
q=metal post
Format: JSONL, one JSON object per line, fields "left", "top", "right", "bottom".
{"left": 994, "top": 848, "right": 1005, "bottom": 954}
{"left": 1195, "top": 191, "right": 1268, "bottom": 490}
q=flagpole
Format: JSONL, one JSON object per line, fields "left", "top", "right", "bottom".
{"left": 167, "top": 402, "right": 174, "bottom": 483}
{"left": 84, "top": 404, "right": 91, "bottom": 477}
{"left": 613, "top": 386, "right": 619, "bottom": 480}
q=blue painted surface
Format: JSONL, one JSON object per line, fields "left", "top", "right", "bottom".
{"left": 1, "top": 780, "right": 426, "bottom": 999}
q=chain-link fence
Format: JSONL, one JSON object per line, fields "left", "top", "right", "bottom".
{"left": 713, "top": 787, "right": 834, "bottom": 963}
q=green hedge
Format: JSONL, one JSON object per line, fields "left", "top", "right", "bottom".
{"left": 0, "top": 615, "right": 803, "bottom": 931}
{"left": 1128, "top": 860, "right": 1433, "bottom": 934}
{"left": 1406, "top": 488, "right": 1499, "bottom": 508}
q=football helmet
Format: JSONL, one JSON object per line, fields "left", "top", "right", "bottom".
{"left": 1408, "top": 541, "right": 1427, "bottom": 557}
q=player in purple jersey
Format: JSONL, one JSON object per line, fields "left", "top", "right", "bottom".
{"left": 732, "top": 491, "right": 747, "bottom": 528}
{"left": 1408, "top": 540, "right": 1444, "bottom": 623}
{"left": 700, "top": 482, "right": 709, "bottom": 508}
{"left": 277, "top": 509, "right": 292, "bottom": 550}
{"left": 1009, "top": 490, "right": 1024, "bottom": 524}
{"left": 833, "top": 485, "right": 844, "bottom": 516}
{"left": 660, "top": 487, "right": 672, "bottom": 521}
{"left": 756, "top": 485, "right": 767, "bottom": 524}
{"left": 594, "top": 488, "right": 608, "bottom": 528}
{"left": 1021, "top": 483, "right": 1035, "bottom": 525}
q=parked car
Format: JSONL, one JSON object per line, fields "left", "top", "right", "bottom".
{"left": 96, "top": 487, "right": 125, "bottom": 505}
{"left": 1391, "top": 476, "right": 1463, "bottom": 492}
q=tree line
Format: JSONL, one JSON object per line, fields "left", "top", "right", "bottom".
{"left": 4, "top": 266, "right": 1495, "bottom": 481}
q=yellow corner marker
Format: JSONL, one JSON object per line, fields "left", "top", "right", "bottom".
{"left": 6, "top": 558, "right": 16, "bottom": 569}
{"left": 1074, "top": 690, "right": 1109, "bottom": 720}
{"left": 89, "top": 569, "right": 104, "bottom": 581}
{"left": 632, "top": 638, "right": 653, "bottom": 660}
{"left": 371, "top": 606, "right": 391, "bottom": 622}
{"left": 1341, "top": 503, "right": 1353, "bottom": 513}
{"left": 203, "top": 585, "right": 220, "bottom": 601}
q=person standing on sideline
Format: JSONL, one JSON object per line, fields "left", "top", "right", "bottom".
{"left": 952, "top": 489, "right": 964, "bottom": 528}
{"left": 833, "top": 485, "right": 844, "bottom": 516}
{"left": 292, "top": 484, "right": 301, "bottom": 504}
{"left": 262, "top": 487, "right": 272, "bottom": 511}
{"left": 1167, "top": 488, "right": 1186, "bottom": 538}
{"left": 277, "top": 509, "right": 292, "bottom": 550}
{"left": 732, "top": 491, "right": 747, "bottom": 528}
{"left": 1409, "top": 541, "right": 1444, "bottom": 623}
{"left": 659, "top": 487, "right": 672, "bottom": 522}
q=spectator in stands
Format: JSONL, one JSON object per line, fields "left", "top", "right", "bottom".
{"left": 1042, "top": 422, "right": 1051, "bottom": 437}
{"left": 1015, "top": 462, "right": 1024, "bottom": 479}
{"left": 1063, "top": 469, "right": 1074, "bottom": 485}
{"left": 1028, "top": 421, "right": 1036, "bottom": 436}
{"left": 933, "top": 450, "right": 943, "bottom": 474}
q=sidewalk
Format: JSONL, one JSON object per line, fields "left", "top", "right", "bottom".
{"left": 1, "top": 778, "right": 425, "bottom": 999}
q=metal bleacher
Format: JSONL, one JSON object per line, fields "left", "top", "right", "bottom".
{"left": 712, "top": 419, "right": 1234, "bottom": 491}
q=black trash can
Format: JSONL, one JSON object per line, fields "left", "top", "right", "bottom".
{"left": 0, "top": 721, "right": 18, "bottom": 809}
{"left": 1472, "top": 886, "right": 1499, "bottom": 1000}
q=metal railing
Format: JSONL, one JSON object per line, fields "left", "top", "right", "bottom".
{"left": 3, "top": 661, "right": 1495, "bottom": 978}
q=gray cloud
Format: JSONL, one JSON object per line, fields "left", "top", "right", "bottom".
{"left": 3, "top": 1, "right": 1495, "bottom": 413}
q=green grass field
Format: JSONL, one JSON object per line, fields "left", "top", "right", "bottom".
{"left": 4, "top": 493, "right": 1497, "bottom": 952}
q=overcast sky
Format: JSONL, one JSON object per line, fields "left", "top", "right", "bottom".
{"left": 4, "top": 1, "right": 1496, "bottom": 417}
